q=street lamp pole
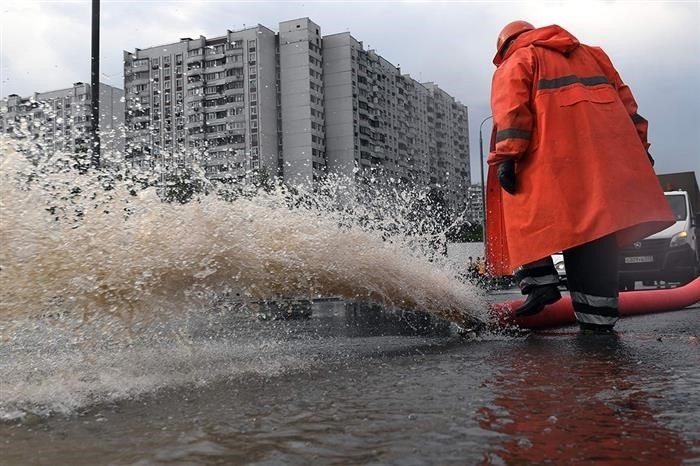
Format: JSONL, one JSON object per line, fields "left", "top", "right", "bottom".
{"left": 90, "top": 0, "right": 101, "bottom": 168}
{"left": 478, "top": 115, "right": 493, "bottom": 241}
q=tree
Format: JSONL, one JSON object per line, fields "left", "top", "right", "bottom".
{"left": 160, "top": 168, "right": 207, "bottom": 204}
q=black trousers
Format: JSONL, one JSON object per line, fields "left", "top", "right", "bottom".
{"left": 516, "top": 234, "right": 620, "bottom": 328}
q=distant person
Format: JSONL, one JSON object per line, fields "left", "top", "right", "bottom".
{"left": 485, "top": 21, "right": 674, "bottom": 332}
{"left": 477, "top": 257, "right": 486, "bottom": 276}
{"left": 467, "top": 256, "right": 478, "bottom": 279}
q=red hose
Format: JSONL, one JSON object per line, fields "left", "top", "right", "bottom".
{"left": 491, "top": 277, "right": 700, "bottom": 329}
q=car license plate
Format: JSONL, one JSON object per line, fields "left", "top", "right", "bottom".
{"left": 624, "top": 256, "right": 654, "bottom": 264}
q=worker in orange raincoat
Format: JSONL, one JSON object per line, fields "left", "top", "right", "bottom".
{"left": 486, "top": 21, "right": 674, "bottom": 332}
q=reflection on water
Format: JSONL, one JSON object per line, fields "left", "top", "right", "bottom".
{"left": 2, "top": 308, "right": 698, "bottom": 465}
{"left": 480, "top": 333, "right": 694, "bottom": 465}
{"left": 343, "top": 301, "right": 453, "bottom": 337}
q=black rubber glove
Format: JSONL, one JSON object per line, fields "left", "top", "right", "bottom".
{"left": 497, "top": 159, "right": 517, "bottom": 195}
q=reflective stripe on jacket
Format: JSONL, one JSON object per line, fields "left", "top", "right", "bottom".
{"left": 486, "top": 25, "right": 674, "bottom": 275}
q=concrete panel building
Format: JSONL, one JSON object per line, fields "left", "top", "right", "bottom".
{"left": 123, "top": 25, "right": 278, "bottom": 180}
{"left": 1, "top": 82, "right": 125, "bottom": 158}
{"left": 123, "top": 18, "right": 470, "bottom": 208}
{"left": 467, "top": 184, "right": 484, "bottom": 223}
{"left": 323, "top": 32, "right": 470, "bottom": 207}
{"left": 278, "top": 18, "right": 327, "bottom": 186}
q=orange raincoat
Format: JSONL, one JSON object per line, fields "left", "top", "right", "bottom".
{"left": 486, "top": 25, "right": 674, "bottom": 275}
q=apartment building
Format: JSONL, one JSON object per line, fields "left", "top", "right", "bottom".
{"left": 467, "top": 184, "right": 484, "bottom": 223}
{"left": 323, "top": 32, "right": 470, "bottom": 208}
{"left": 1, "top": 82, "right": 125, "bottom": 158}
{"left": 278, "top": 18, "right": 327, "bottom": 186}
{"left": 123, "top": 24, "right": 278, "bottom": 180}
{"left": 123, "top": 18, "right": 470, "bottom": 208}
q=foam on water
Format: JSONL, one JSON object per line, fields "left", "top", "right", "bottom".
{"left": 0, "top": 138, "right": 487, "bottom": 417}
{"left": 0, "top": 314, "right": 316, "bottom": 419}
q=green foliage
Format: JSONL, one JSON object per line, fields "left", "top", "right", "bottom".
{"left": 160, "top": 169, "right": 207, "bottom": 204}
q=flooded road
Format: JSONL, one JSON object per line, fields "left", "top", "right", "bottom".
{"left": 2, "top": 298, "right": 698, "bottom": 465}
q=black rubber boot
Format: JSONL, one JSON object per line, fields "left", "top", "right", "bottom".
{"left": 515, "top": 285, "right": 562, "bottom": 317}
{"left": 579, "top": 322, "right": 617, "bottom": 334}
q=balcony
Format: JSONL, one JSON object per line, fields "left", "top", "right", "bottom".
{"left": 204, "top": 50, "right": 225, "bottom": 60}
{"left": 132, "top": 62, "right": 148, "bottom": 72}
{"left": 206, "top": 76, "right": 228, "bottom": 86}
{"left": 205, "top": 115, "right": 228, "bottom": 125}
{"left": 204, "top": 62, "right": 227, "bottom": 72}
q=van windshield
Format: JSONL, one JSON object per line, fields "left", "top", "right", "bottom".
{"left": 666, "top": 194, "right": 687, "bottom": 221}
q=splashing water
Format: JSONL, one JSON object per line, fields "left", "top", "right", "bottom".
{"left": 0, "top": 139, "right": 486, "bottom": 329}
{"left": 0, "top": 138, "right": 487, "bottom": 418}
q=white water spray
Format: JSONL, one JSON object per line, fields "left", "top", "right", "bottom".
{"left": 0, "top": 140, "right": 486, "bottom": 329}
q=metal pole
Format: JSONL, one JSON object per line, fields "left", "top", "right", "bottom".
{"left": 479, "top": 115, "right": 493, "bottom": 241}
{"left": 90, "top": 0, "right": 100, "bottom": 168}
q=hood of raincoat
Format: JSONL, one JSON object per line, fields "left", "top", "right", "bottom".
{"left": 493, "top": 24, "right": 580, "bottom": 66}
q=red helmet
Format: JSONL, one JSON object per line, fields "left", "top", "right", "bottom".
{"left": 496, "top": 20, "right": 535, "bottom": 57}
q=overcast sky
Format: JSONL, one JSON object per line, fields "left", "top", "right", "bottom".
{"left": 2, "top": 0, "right": 698, "bottom": 180}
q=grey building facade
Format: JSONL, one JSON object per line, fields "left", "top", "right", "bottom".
{"left": 1, "top": 82, "right": 125, "bottom": 158}
{"left": 467, "top": 184, "right": 484, "bottom": 223}
{"left": 123, "top": 18, "right": 470, "bottom": 208}
{"left": 123, "top": 25, "right": 278, "bottom": 180}
{"left": 323, "top": 32, "right": 470, "bottom": 207}
{"left": 278, "top": 18, "right": 327, "bottom": 186}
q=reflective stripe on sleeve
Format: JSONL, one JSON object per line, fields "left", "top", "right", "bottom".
{"left": 495, "top": 128, "right": 532, "bottom": 143}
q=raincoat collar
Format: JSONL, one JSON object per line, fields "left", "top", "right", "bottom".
{"left": 493, "top": 24, "right": 580, "bottom": 67}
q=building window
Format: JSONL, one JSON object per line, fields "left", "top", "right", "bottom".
{"left": 207, "top": 44, "right": 225, "bottom": 55}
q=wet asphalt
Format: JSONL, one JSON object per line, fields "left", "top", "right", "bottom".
{"left": 1, "top": 287, "right": 698, "bottom": 465}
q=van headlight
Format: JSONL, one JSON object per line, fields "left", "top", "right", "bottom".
{"left": 670, "top": 230, "right": 689, "bottom": 248}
